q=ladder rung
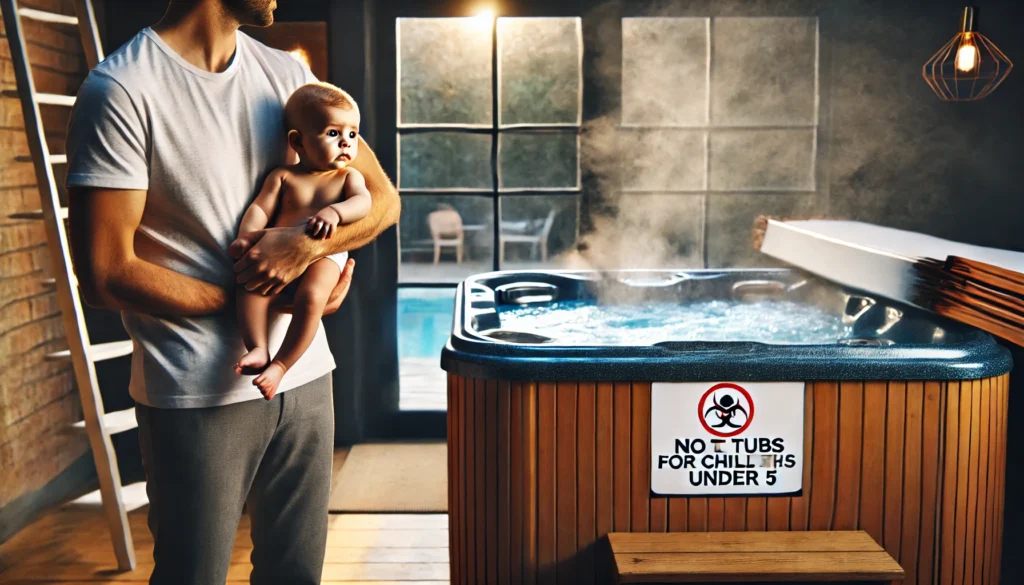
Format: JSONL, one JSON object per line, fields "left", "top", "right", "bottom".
{"left": 46, "top": 339, "right": 133, "bottom": 362}
{"left": 9, "top": 207, "right": 68, "bottom": 220}
{"left": 70, "top": 407, "right": 138, "bottom": 436}
{"left": 41, "top": 275, "right": 78, "bottom": 289}
{"left": 18, "top": 7, "right": 79, "bottom": 26}
{"left": 15, "top": 154, "right": 67, "bottom": 164}
{"left": 2, "top": 90, "right": 77, "bottom": 107}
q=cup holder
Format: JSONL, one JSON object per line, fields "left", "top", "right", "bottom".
{"left": 480, "top": 329, "right": 553, "bottom": 344}
{"left": 495, "top": 282, "right": 558, "bottom": 305}
{"left": 838, "top": 337, "right": 896, "bottom": 347}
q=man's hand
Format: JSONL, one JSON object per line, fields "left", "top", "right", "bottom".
{"left": 270, "top": 258, "right": 355, "bottom": 316}
{"left": 233, "top": 226, "right": 317, "bottom": 296}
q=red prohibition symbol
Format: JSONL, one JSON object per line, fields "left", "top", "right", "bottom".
{"left": 697, "top": 382, "right": 755, "bottom": 438}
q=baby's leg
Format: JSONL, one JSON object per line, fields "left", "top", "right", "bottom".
{"left": 253, "top": 258, "right": 341, "bottom": 399}
{"left": 235, "top": 288, "right": 275, "bottom": 375}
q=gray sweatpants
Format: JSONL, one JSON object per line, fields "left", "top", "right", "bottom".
{"left": 137, "top": 374, "right": 334, "bottom": 585}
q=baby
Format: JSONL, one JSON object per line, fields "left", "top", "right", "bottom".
{"left": 231, "top": 82, "right": 371, "bottom": 399}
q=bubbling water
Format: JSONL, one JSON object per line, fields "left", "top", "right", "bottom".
{"left": 497, "top": 299, "right": 851, "bottom": 345}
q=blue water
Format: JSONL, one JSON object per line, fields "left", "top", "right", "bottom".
{"left": 497, "top": 300, "right": 850, "bottom": 345}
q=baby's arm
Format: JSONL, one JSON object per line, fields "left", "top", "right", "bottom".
{"left": 231, "top": 169, "right": 287, "bottom": 257}
{"left": 307, "top": 169, "right": 372, "bottom": 239}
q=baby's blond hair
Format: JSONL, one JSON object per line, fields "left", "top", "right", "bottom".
{"left": 285, "top": 82, "right": 359, "bottom": 133}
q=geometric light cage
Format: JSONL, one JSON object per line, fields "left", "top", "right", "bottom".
{"left": 922, "top": 7, "right": 1013, "bottom": 101}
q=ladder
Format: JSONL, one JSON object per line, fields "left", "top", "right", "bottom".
{"left": 1, "top": 0, "right": 136, "bottom": 571}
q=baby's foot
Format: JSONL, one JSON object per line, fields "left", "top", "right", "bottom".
{"left": 235, "top": 347, "right": 269, "bottom": 375}
{"left": 253, "top": 360, "right": 287, "bottom": 400}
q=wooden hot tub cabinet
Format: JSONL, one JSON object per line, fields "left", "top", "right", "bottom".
{"left": 446, "top": 374, "right": 1010, "bottom": 585}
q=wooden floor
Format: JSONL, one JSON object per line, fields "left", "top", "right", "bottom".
{"left": 0, "top": 448, "right": 449, "bottom": 584}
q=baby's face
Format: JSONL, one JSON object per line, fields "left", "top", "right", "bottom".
{"left": 298, "top": 105, "right": 360, "bottom": 171}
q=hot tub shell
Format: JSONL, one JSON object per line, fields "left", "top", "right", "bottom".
{"left": 441, "top": 270, "right": 1012, "bottom": 585}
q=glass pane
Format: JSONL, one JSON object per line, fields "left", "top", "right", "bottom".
{"left": 398, "top": 288, "right": 456, "bottom": 411}
{"left": 499, "top": 131, "right": 579, "bottom": 189}
{"left": 399, "top": 195, "right": 495, "bottom": 283}
{"left": 576, "top": 194, "right": 704, "bottom": 270}
{"left": 499, "top": 18, "right": 581, "bottom": 125}
{"left": 709, "top": 129, "right": 814, "bottom": 191}
{"left": 399, "top": 18, "right": 493, "bottom": 125}
{"left": 711, "top": 18, "right": 818, "bottom": 126}
{"left": 622, "top": 18, "right": 708, "bottom": 126}
{"left": 620, "top": 129, "right": 706, "bottom": 192}
{"left": 498, "top": 195, "right": 579, "bottom": 269}
{"left": 399, "top": 132, "right": 493, "bottom": 189}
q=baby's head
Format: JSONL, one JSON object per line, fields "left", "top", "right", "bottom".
{"left": 285, "top": 82, "right": 360, "bottom": 172}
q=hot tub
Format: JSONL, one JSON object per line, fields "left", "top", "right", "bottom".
{"left": 440, "top": 269, "right": 1012, "bottom": 585}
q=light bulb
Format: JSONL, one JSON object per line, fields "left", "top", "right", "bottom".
{"left": 955, "top": 41, "right": 978, "bottom": 72}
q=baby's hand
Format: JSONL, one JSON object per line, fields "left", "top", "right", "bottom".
{"left": 306, "top": 207, "right": 340, "bottom": 239}
{"left": 228, "top": 237, "right": 252, "bottom": 259}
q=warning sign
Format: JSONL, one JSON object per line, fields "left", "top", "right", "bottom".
{"left": 651, "top": 382, "right": 804, "bottom": 496}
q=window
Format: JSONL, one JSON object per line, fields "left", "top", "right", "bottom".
{"left": 618, "top": 17, "right": 821, "bottom": 268}
{"left": 395, "top": 16, "right": 583, "bottom": 410}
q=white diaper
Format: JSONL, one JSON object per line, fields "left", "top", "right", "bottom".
{"left": 323, "top": 251, "right": 349, "bottom": 270}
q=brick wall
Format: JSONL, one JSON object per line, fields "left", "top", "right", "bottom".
{"left": 0, "top": 0, "right": 91, "bottom": 514}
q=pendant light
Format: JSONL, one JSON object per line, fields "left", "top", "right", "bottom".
{"left": 922, "top": 6, "right": 1013, "bottom": 101}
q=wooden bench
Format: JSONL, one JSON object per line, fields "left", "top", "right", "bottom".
{"left": 609, "top": 531, "right": 904, "bottom": 584}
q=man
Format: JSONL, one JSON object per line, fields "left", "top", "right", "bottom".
{"left": 65, "top": 0, "right": 400, "bottom": 583}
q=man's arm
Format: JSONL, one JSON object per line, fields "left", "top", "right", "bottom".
{"left": 69, "top": 187, "right": 229, "bottom": 316}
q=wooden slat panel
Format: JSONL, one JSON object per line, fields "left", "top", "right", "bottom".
{"left": 668, "top": 498, "right": 687, "bottom": 533}
{"left": 612, "top": 382, "right": 631, "bottom": 532}
{"left": 607, "top": 530, "right": 885, "bottom": 553}
{"left": 465, "top": 378, "right": 478, "bottom": 584}
{"left": 630, "top": 383, "right": 650, "bottom": 533}
{"left": 918, "top": 380, "right": 942, "bottom": 585}
{"left": 972, "top": 377, "right": 990, "bottom": 585}
{"left": 486, "top": 381, "right": 499, "bottom": 585}
{"left": 724, "top": 498, "right": 745, "bottom": 532}
{"left": 860, "top": 381, "right": 887, "bottom": 544}
{"left": 963, "top": 379, "right": 982, "bottom": 584}
{"left": 613, "top": 551, "right": 904, "bottom": 582}
{"left": 883, "top": 381, "right": 906, "bottom": 557}
{"left": 510, "top": 382, "right": 524, "bottom": 585}
{"left": 940, "top": 381, "right": 960, "bottom": 585}
{"left": 556, "top": 382, "right": 577, "bottom": 585}
{"left": 834, "top": 381, "right": 863, "bottom": 530}
{"left": 993, "top": 375, "right": 1007, "bottom": 585}
{"left": 524, "top": 382, "right": 538, "bottom": 585}
{"left": 899, "top": 381, "right": 924, "bottom": 585}
{"left": 498, "top": 381, "right": 511, "bottom": 585}
{"left": 791, "top": 383, "right": 814, "bottom": 531}
{"left": 576, "top": 382, "right": 596, "bottom": 585}
{"left": 766, "top": 497, "right": 790, "bottom": 531}
{"left": 475, "top": 378, "right": 488, "bottom": 585}
{"left": 536, "top": 382, "right": 556, "bottom": 585}
{"left": 983, "top": 377, "right": 998, "bottom": 585}
{"left": 707, "top": 498, "right": 725, "bottom": 532}
{"left": 953, "top": 379, "right": 972, "bottom": 585}
{"left": 809, "top": 381, "right": 838, "bottom": 531}
{"left": 746, "top": 497, "right": 766, "bottom": 532}
{"left": 594, "top": 382, "right": 614, "bottom": 585}
{"left": 449, "top": 375, "right": 459, "bottom": 585}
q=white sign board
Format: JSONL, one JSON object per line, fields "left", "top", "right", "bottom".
{"left": 651, "top": 382, "right": 804, "bottom": 496}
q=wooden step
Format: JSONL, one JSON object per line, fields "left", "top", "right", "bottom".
{"left": 609, "top": 531, "right": 904, "bottom": 583}
{"left": 17, "top": 7, "right": 79, "bottom": 26}
{"left": 70, "top": 407, "right": 138, "bottom": 435}
{"left": 46, "top": 339, "right": 133, "bottom": 362}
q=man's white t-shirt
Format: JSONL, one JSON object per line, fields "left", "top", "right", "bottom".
{"left": 65, "top": 28, "right": 336, "bottom": 408}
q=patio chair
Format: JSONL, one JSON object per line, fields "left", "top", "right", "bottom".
{"left": 500, "top": 209, "right": 556, "bottom": 264}
{"left": 428, "top": 208, "right": 464, "bottom": 264}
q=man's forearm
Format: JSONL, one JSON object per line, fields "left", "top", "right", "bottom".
{"left": 311, "top": 188, "right": 400, "bottom": 257}
{"left": 93, "top": 257, "right": 228, "bottom": 317}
